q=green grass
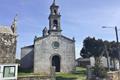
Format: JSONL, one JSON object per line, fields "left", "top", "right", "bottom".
{"left": 18, "top": 68, "right": 49, "bottom": 77}
{"left": 18, "top": 67, "right": 86, "bottom": 80}
{"left": 56, "top": 67, "right": 86, "bottom": 80}
{"left": 18, "top": 72, "right": 50, "bottom": 77}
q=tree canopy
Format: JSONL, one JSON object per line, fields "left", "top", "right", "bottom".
{"left": 80, "top": 37, "right": 120, "bottom": 59}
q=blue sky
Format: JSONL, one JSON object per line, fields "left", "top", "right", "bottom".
{"left": 0, "top": 0, "right": 120, "bottom": 59}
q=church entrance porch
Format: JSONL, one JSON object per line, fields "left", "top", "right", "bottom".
{"left": 52, "top": 55, "right": 60, "bottom": 72}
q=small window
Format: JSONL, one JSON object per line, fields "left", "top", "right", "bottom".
{"left": 53, "top": 20, "right": 58, "bottom": 26}
{"left": 52, "top": 41, "right": 60, "bottom": 49}
{"left": 3, "top": 66, "right": 15, "bottom": 77}
{"left": 53, "top": 20, "right": 58, "bottom": 30}
{"left": 54, "top": 10, "right": 57, "bottom": 14}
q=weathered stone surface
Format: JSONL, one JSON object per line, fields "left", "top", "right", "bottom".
{"left": 107, "top": 71, "right": 120, "bottom": 80}
{"left": 0, "top": 26, "right": 13, "bottom": 34}
{"left": 20, "top": 45, "right": 34, "bottom": 69}
{"left": 18, "top": 76, "right": 52, "bottom": 80}
{"left": 34, "top": 34, "right": 75, "bottom": 74}
{"left": 20, "top": 0, "right": 75, "bottom": 75}
{"left": 0, "top": 33, "right": 17, "bottom": 63}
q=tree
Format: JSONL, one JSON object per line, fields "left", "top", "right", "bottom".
{"left": 109, "top": 41, "right": 119, "bottom": 70}
{"left": 80, "top": 37, "right": 108, "bottom": 78}
{"left": 80, "top": 47, "right": 91, "bottom": 58}
{"left": 80, "top": 37, "right": 104, "bottom": 58}
{"left": 80, "top": 37, "right": 120, "bottom": 70}
{"left": 15, "top": 59, "right": 20, "bottom": 64}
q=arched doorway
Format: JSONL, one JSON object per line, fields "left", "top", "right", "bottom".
{"left": 52, "top": 55, "right": 60, "bottom": 72}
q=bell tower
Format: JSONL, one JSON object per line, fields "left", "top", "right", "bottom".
{"left": 48, "top": 0, "right": 62, "bottom": 33}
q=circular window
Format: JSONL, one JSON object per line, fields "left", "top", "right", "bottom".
{"left": 52, "top": 41, "right": 60, "bottom": 49}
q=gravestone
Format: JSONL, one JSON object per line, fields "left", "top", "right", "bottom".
{"left": 87, "top": 65, "right": 92, "bottom": 80}
{"left": 101, "top": 57, "right": 107, "bottom": 67}
{"left": 50, "top": 66, "right": 56, "bottom": 80}
{"left": 90, "top": 57, "right": 95, "bottom": 67}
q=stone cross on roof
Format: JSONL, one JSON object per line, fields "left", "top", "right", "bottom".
{"left": 12, "top": 14, "right": 18, "bottom": 25}
{"left": 53, "top": 0, "right": 56, "bottom": 5}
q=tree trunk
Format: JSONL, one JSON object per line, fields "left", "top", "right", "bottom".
{"left": 113, "top": 58, "right": 116, "bottom": 70}
{"left": 106, "top": 57, "right": 110, "bottom": 71}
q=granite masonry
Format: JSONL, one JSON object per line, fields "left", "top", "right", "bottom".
{"left": 21, "top": 0, "right": 76, "bottom": 75}
{"left": 0, "top": 18, "right": 17, "bottom": 63}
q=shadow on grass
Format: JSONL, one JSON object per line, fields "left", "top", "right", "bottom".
{"left": 56, "top": 76, "right": 77, "bottom": 80}
{"left": 73, "top": 67, "right": 86, "bottom": 75}
{"left": 18, "top": 66, "right": 33, "bottom": 73}
{"left": 56, "top": 67, "right": 86, "bottom": 80}
{"left": 73, "top": 70, "right": 86, "bottom": 75}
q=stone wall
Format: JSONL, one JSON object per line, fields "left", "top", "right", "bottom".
{"left": 18, "top": 76, "right": 53, "bottom": 80}
{"left": 34, "top": 34, "right": 75, "bottom": 74}
{"left": 107, "top": 71, "right": 120, "bottom": 80}
{"left": 0, "top": 33, "right": 16, "bottom": 63}
{"left": 20, "top": 45, "right": 34, "bottom": 69}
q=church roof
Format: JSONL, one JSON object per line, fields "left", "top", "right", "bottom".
{"left": 0, "top": 26, "right": 13, "bottom": 34}
{"left": 34, "top": 34, "right": 75, "bottom": 42}
{"left": 34, "top": 35, "right": 49, "bottom": 41}
{"left": 61, "top": 35, "right": 75, "bottom": 42}
{"left": 21, "top": 45, "right": 34, "bottom": 49}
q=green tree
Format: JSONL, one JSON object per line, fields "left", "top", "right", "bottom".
{"left": 109, "top": 41, "right": 119, "bottom": 70}
{"left": 80, "top": 37, "right": 120, "bottom": 70}
{"left": 80, "top": 37, "right": 104, "bottom": 58}
{"left": 80, "top": 37, "right": 108, "bottom": 78}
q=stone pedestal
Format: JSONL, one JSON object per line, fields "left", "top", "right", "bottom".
{"left": 86, "top": 65, "right": 92, "bottom": 80}
{"left": 50, "top": 66, "right": 56, "bottom": 80}
{"left": 107, "top": 71, "right": 120, "bottom": 80}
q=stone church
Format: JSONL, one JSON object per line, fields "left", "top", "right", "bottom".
{"left": 21, "top": 0, "right": 75, "bottom": 75}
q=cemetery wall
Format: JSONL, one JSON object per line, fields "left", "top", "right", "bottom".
{"left": 18, "top": 76, "right": 54, "bottom": 80}
{"left": 107, "top": 71, "right": 120, "bottom": 80}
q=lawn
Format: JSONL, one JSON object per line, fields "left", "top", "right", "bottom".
{"left": 56, "top": 67, "right": 86, "bottom": 80}
{"left": 18, "top": 67, "right": 86, "bottom": 80}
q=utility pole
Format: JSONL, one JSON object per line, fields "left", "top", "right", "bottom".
{"left": 104, "top": 45, "right": 110, "bottom": 71}
{"left": 102, "top": 26, "right": 120, "bottom": 69}
{"left": 115, "top": 26, "right": 120, "bottom": 69}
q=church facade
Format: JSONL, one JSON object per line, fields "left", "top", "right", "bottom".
{"left": 21, "top": 0, "right": 75, "bottom": 75}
